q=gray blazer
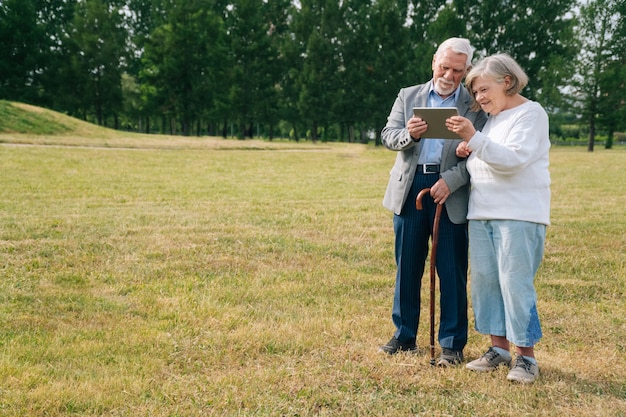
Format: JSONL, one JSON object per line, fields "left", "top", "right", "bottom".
{"left": 381, "top": 82, "right": 487, "bottom": 224}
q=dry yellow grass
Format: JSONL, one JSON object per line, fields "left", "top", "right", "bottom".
{"left": 0, "top": 106, "right": 624, "bottom": 415}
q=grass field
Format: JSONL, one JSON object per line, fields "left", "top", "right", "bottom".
{"left": 0, "top": 103, "right": 625, "bottom": 416}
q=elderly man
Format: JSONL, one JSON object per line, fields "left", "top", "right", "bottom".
{"left": 379, "top": 37, "right": 487, "bottom": 366}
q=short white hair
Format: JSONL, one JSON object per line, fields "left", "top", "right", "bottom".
{"left": 434, "top": 37, "right": 474, "bottom": 68}
{"left": 465, "top": 53, "right": 529, "bottom": 111}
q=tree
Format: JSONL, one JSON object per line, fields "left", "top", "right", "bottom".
{"left": 466, "top": 0, "right": 577, "bottom": 110}
{"left": 124, "top": 0, "right": 170, "bottom": 133}
{"left": 596, "top": 0, "right": 625, "bottom": 149}
{"left": 0, "top": 0, "right": 72, "bottom": 106}
{"left": 408, "top": 0, "right": 448, "bottom": 83}
{"left": 574, "top": 0, "right": 621, "bottom": 151}
{"left": 67, "top": 0, "right": 127, "bottom": 126}
{"left": 335, "top": 0, "right": 375, "bottom": 142}
{"left": 141, "top": 0, "right": 227, "bottom": 136}
{"left": 1, "top": 0, "right": 605, "bottom": 145}
{"left": 259, "top": 0, "right": 292, "bottom": 140}
{"left": 37, "top": 0, "right": 83, "bottom": 115}
{"left": 292, "top": 0, "right": 343, "bottom": 142}
{"left": 338, "top": 0, "right": 413, "bottom": 143}
{"left": 277, "top": 3, "right": 306, "bottom": 141}
{"left": 224, "top": 0, "right": 288, "bottom": 139}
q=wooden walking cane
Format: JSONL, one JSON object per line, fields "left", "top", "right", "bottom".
{"left": 416, "top": 188, "right": 443, "bottom": 366}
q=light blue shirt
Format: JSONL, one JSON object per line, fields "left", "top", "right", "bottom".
{"left": 417, "top": 82, "right": 460, "bottom": 165}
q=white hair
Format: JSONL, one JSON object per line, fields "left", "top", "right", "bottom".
{"left": 434, "top": 37, "right": 474, "bottom": 68}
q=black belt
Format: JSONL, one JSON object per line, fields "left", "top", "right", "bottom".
{"left": 417, "top": 164, "right": 440, "bottom": 174}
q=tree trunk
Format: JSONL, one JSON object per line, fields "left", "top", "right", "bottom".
{"left": 311, "top": 121, "right": 318, "bottom": 142}
{"left": 587, "top": 115, "right": 595, "bottom": 152}
{"left": 292, "top": 124, "right": 299, "bottom": 142}
{"left": 605, "top": 130, "right": 613, "bottom": 149}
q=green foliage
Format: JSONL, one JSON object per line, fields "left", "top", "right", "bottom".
{"left": 225, "top": 0, "right": 289, "bottom": 139}
{"left": 339, "top": 0, "right": 414, "bottom": 142}
{"left": 560, "top": 124, "right": 581, "bottom": 139}
{"left": 68, "top": 0, "right": 127, "bottom": 125}
{"left": 465, "top": 0, "right": 579, "bottom": 104}
{"left": 573, "top": 0, "right": 624, "bottom": 150}
{"left": 0, "top": 0, "right": 41, "bottom": 103}
{"left": 139, "top": 0, "right": 227, "bottom": 136}
{"left": 0, "top": 0, "right": 623, "bottom": 147}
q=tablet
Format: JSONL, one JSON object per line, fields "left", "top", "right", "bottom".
{"left": 412, "top": 107, "right": 460, "bottom": 139}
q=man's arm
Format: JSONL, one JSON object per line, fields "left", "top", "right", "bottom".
{"left": 381, "top": 88, "right": 417, "bottom": 151}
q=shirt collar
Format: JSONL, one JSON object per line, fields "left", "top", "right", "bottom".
{"left": 428, "top": 81, "right": 461, "bottom": 103}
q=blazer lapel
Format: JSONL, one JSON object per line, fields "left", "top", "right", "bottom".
{"left": 456, "top": 87, "right": 473, "bottom": 117}
{"left": 413, "top": 83, "right": 430, "bottom": 108}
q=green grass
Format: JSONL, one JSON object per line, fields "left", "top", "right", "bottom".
{"left": 0, "top": 104, "right": 625, "bottom": 415}
{"left": 0, "top": 100, "right": 75, "bottom": 135}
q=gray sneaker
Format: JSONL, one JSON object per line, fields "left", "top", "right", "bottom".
{"left": 466, "top": 347, "right": 512, "bottom": 372}
{"left": 507, "top": 355, "right": 539, "bottom": 383}
{"left": 436, "top": 348, "right": 464, "bottom": 367}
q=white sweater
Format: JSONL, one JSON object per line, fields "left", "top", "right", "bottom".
{"left": 466, "top": 101, "right": 551, "bottom": 225}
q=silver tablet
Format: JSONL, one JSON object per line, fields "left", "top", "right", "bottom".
{"left": 412, "top": 107, "right": 460, "bottom": 139}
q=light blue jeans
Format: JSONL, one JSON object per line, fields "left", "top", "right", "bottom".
{"left": 468, "top": 220, "right": 545, "bottom": 347}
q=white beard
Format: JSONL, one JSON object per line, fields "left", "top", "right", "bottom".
{"left": 434, "top": 78, "right": 456, "bottom": 96}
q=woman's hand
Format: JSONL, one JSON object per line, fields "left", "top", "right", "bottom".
{"left": 446, "top": 116, "right": 476, "bottom": 142}
{"left": 456, "top": 141, "right": 472, "bottom": 158}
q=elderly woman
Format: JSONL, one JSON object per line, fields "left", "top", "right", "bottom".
{"left": 445, "top": 53, "right": 551, "bottom": 383}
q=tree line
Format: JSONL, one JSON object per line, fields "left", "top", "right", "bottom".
{"left": 1, "top": 0, "right": 624, "bottom": 149}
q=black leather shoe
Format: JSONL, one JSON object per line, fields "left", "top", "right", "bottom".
{"left": 378, "top": 337, "right": 418, "bottom": 355}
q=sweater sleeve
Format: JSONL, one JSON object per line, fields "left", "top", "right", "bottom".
{"left": 468, "top": 104, "right": 549, "bottom": 176}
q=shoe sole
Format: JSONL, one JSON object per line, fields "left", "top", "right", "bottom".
{"left": 377, "top": 347, "right": 418, "bottom": 355}
{"left": 507, "top": 371, "right": 539, "bottom": 384}
{"left": 437, "top": 359, "right": 462, "bottom": 367}
{"left": 466, "top": 362, "right": 510, "bottom": 372}
{"left": 507, "top": 375, "right": 538, "bottom": 383}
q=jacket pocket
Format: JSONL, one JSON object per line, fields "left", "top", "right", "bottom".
{"left": 389, "top": 166, "right": 404, "bottom": 182}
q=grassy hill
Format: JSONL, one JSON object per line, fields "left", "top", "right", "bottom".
{"left": 0, "top": 100, "right": 328, "bottom": 151}
{"left": 0, "top": 100, "right": 114, "bottom": 136}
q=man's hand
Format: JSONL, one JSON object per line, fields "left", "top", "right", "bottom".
{"left": 407, "top": 116, "right": 428, "bottom": 140}
{"left": 430, "top": 178, "right": 451, "bottom": 204}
